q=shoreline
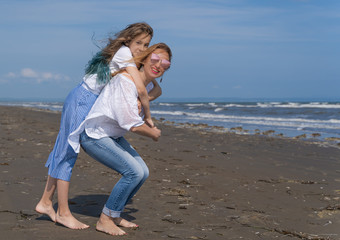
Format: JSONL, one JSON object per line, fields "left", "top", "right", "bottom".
{"left": 9, "top": 105, "right": 340, "bottom": 149}
{"left": 1, "top": 100, "right": 340, "bottom": 146}
{"left": 1, "top": 106, "right": 340, "bottom": 239}
{"left": 157, "top": 119, "right": 340, "bottom": 150}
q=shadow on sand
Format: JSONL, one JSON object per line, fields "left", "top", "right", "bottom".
{"left": 36, "top": 194, "right": 138, "bottom": 222}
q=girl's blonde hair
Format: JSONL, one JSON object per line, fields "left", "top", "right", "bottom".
{"left": 85, "top": 22, "right": 153, "bottom": 84}
{"left": 102, "top": 22, "right": 153, "bottom": 64}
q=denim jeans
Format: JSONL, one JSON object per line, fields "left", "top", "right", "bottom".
{"left": 80, "top": 131, "right": 149, "bottom": 218}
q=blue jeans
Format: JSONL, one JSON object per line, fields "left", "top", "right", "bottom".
{"left": 80, "top": 131, "right": 149, "bottom": 218}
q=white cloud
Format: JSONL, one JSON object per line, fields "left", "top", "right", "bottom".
{"left": 6, "top": 72, "right": 16, "bottom": 78}
{"left": 21, "top": 68, "right": 38, "bottom": 78}
{"left": 42, "top": 72, "right": 53, "bottom": 79}
{"left": 1, "top": 68, "right": 71, "bottom": 84}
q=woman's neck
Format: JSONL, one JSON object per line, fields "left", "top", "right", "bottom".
{"left": 139, "top": 67, "right": 154, "bottom": 86}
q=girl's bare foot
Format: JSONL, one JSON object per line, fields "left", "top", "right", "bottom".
{"left": 96, "top": 214, "right": 126, "bottom": 236}
{"left": 56, "top": 211, "right": 89, "bottom": 230}
{"left": 35, "top": 201, "right": 56, "bottom": 222}
{"left": 113, "top": 217, "right": 139, "bottom": 228}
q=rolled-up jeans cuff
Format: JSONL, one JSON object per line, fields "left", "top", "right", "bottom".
{"left": 102, "top": 206, "right": 121, "bottom": 218}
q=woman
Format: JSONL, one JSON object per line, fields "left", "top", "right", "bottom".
{"left": 68, "top": 43, "right": 172, "bottom": 236}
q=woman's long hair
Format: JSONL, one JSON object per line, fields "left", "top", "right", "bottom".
{"left": 85, "top": 22, "right": 153, "bottom": 84}
{"left": 134, "top": 43, "right": 172, "bottom": 69}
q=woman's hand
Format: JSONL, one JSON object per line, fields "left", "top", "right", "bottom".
{"left": 151, "top": 126, "right": 161, "bottom": 141}
{"left": 130, "top": 124, "right": 161, "bottom": 141}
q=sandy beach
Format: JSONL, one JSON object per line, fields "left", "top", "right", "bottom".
{"left": 1, "top": 106, "right": 340, "bottom": 240}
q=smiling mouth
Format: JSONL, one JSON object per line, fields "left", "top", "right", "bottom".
{"left": 151, "top": 67, "right": 160, "bottom": 74}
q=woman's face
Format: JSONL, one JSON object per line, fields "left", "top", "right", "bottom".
{"left": 128, "top": 33, "right": 151, "bottom": 57}
{"left": 143, "top": 48, "right": 170, "bottom": 80}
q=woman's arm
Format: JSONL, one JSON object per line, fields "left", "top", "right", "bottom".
{"left": 148, "top": 79, "right": 162, "bottom": 101}
{"left": 130, "top": 124, "right": 161, "bottom": 141}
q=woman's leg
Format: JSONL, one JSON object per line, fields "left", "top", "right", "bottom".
{"left": 109, "top": 137, "right": 148, "bottom": 228}
{"left": 80, "top": 133, "right": 146, "bottom": 215}
{"left": 80, "top": 132, "right": 146, "bottom": 234}
{"left": 116, "top": 137, "right": 149, "bottom": 207}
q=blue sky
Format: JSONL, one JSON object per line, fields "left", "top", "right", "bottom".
{"left": 0, "top": 0, "right": 339, "bottom": 101}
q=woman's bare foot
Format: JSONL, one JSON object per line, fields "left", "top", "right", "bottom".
{"left": 56, "top": 211, "right": 89, "bottom": 230}
{"left": 35, "top": 201, "right": 56, "bottom": 222}
{"left": 96, "top": 214, "right": 126, "bottom": 236}
{"left": 113, "top": 217, "right": 139, "bottom": 228}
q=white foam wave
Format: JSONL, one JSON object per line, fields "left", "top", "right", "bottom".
{"left": 222, "top": 104, "right": 257, "bottom": 108}
{"left": 159, "top": 102, "right": 340, "bottom": 109}
{"left": 257, "top": 102, "right": 340, "bottom": 109}
{"left": 151, "top": 110, "right": 340, "bottom": 130}
{"left": 0, "top": 102, "right": 63, "bottom": 111}
{"left": 185, "top": 103, "right": 206, "bottom": 107}
{"left": 159, "top": 103, "right": 176, "bottom": 106}
{"left": 208, "top": 102, "right": 217, "bottom": 107}
{"left": 215, "top": 102, "right": 340, "bottom": 109}
{"left": 214, "top": 108, "right": 224, "bottom": 112}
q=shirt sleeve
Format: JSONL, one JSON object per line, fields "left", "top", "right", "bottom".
{"left": 110, "top": 46, "right": 137, "bottom": 72}
{"left": 109, "top": 77, "right": 144, "bottom": 131}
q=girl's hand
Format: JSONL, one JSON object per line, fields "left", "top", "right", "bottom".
{"left": 151, "top": 127, "right": 161, "bottom": 141}
{"left": 145, "top": 117, "right": 154, "bottom": 128}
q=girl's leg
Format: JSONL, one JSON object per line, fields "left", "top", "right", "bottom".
{"left": 35, "top": 175, "right": 57, "bottom": 222}
{"left": 55, "top": 179, "right": 90, "bottom": 229}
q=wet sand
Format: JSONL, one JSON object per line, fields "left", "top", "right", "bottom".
{"left": 1, "top": 106, "right": 340, "bottom": 240}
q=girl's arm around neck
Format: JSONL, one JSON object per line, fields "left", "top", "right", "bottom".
{"left": 126, "top": 66, "right": 153, "bottom": 127}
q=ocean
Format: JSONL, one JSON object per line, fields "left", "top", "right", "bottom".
{"left": 1, "top": 99, "right": 340, "bottom": 144}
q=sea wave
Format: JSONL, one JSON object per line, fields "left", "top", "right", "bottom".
{"left": 0, "top": 102, "right": 63, "bottom": 111}
{"left": 162, "top": 102, "right": 340, "bottom": 110}
{"left": 159, "top": 103, "right": 176, "bottom": 107}
{"left": 257, "top": 102, "right": 340, "bottom": 109}
{"left": 151, "top": 110, "right": 340, "bottom": 130}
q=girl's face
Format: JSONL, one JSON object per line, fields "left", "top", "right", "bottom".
{"left": 128, "top": 33, "right": 151, "bottom": 57}
{"left": 143, "top": 48, "right": 170, "bottom": 80}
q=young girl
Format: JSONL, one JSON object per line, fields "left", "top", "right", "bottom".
{"left": 35, "top": 22, "right": 161, "bottom": 230}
